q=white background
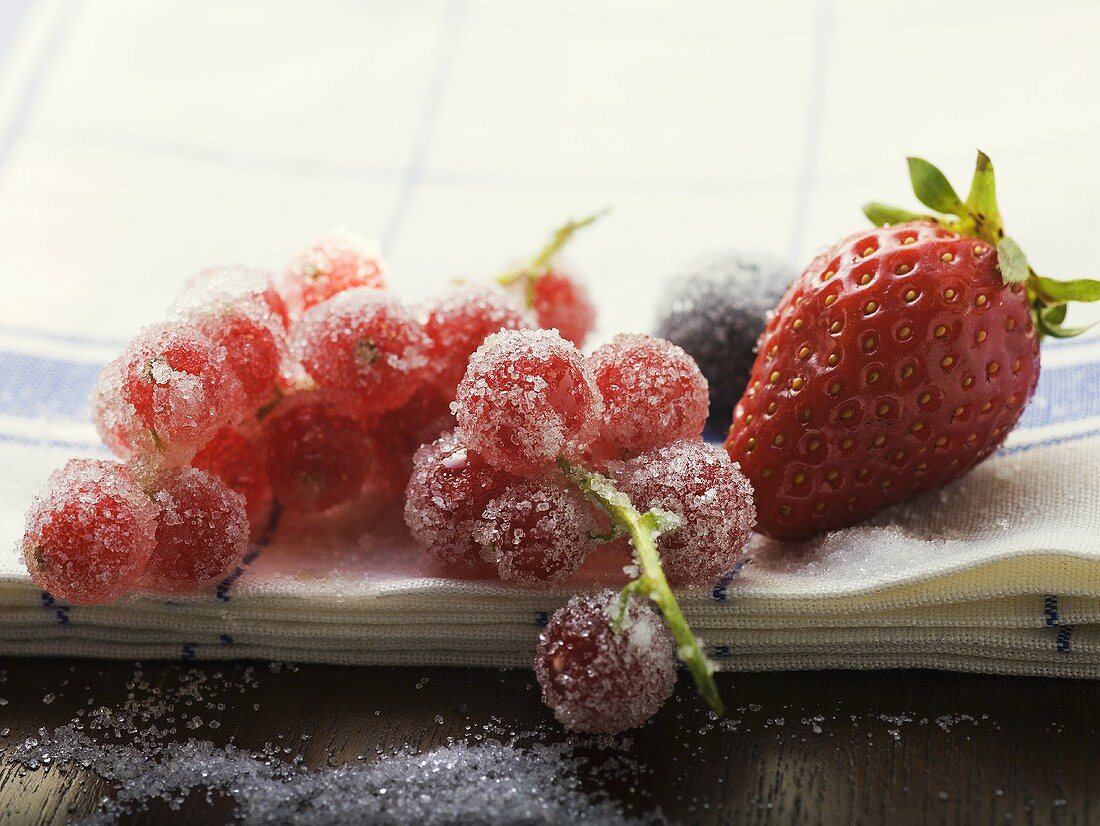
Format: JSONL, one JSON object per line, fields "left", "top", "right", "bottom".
{"left": 1, "top": 0, "right": 1099, "bottom": 345}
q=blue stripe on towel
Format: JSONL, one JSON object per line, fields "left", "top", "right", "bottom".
{"left": 1016, "top": 359, "right": 1100, "bottom": 431}
{"left": 215, "top": 549, "right": 262, "bottom": 604}
{"left": 0, "top": 352, "right": 98, "bottom": 420}
{"left": 215, "top": 503, "right": 279, "bottom": 603}
{"left": 2, "top": 341, "right": 1097, "bottom": 430}
{"left": 711, "top": 558, "right": 751, "bottom": 602}
{"left": 40, "top": 591, "right": 70, "bottom": 625}
{"left": 1044, "top": 595, "right": 1061, "bottom": 627}
{"left": 1056, "top": 626, "right": 1073, "bottom": 654}
{"left": 999, "top": 426, "right": 1100, "bottom": 457}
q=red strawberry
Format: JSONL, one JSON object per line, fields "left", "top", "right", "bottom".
{"left": 726, "top": 152, "right": 1100, "bottom": 540}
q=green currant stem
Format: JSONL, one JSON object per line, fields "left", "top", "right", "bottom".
{"left": 254, "top": 384, "right": 285, "bottom": 422}
{"left": 557, "top": 457, "right": 725, "bottom": 716}
{"left": 495, "top": 209, "right": 611, "bottom": 307}
{"left": 529, "top": 209, "right": 609, "bottom": 271}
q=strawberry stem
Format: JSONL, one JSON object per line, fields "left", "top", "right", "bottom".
{"left": 963, "top": 150, "right": 1004, "bottom": 242}
{"left": 864, "top": 151, "right": 1100, "bottom": 339}
{"left": 557, "top": 457, "right": 725, "bottom": 716}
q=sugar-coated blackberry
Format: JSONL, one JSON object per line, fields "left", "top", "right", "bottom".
{"left": 654, "top": 251, "right": 794, "bottom": 427}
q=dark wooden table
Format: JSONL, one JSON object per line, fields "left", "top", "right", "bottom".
{"left": 0, "top": 657, "right": 1095, "bottom": 824}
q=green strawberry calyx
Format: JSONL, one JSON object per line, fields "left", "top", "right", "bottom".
{"left": 496, "top": 209, "right": 609, "bottom": 307}
{"left": 864, "top": 151, "right": 1100, "bottom": 339}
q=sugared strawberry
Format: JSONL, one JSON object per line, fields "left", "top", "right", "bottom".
{"left": 726, "top": 152, "right": 1099, "bottom": 540}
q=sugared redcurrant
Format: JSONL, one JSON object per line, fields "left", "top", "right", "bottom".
{"left": 21, "top": 459, "right": 159, "bottom": 604}
{"left": 92, "top": 322, "right": 246, "bottom": 459}
{"left": 141, "top": 466, "right": 250, "bottom": 592}
{"left": 283, "top": 227, "right": 386, "bottom": 317}
{"left": 403, "top": 430, "right": 516, "bottom": 573}
{"left": 454, "top": 329, "right": 602, "bottom": 476}
{"left": 262, "top": 393, "right": 373, "bottom": 512}
{"left": 370, "top": 383, "right": 455, "bottom": 499}
{"left": 192, "top": 425, "right": 273, "bottom": 532}
{"left": 424, "top": 285, "right": 530, "bottom": 393}
{"left": 588, "top": 334, "right": 708, "bottom": 460}
{"left": 612, "top": 440, "right": 755, "bottom": 587}
{"left": 531, "top": 269, "right": 596, "bottom": 347}
{"left": 474, "top": 479, "right": 596, "bottom": 585}
{"left": 294, "top": 288, "right": 431, "bottom": 416}
{"left": 535, "top": 589, "right": 677, "bottom": 733}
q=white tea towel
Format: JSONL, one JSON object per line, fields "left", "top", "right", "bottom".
{"left": 2, "top": 0, "right": 1100, "bottom": 675}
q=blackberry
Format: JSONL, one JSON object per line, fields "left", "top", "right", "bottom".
{"left": 655, "top": 251, "right": 794, "bottom": 430}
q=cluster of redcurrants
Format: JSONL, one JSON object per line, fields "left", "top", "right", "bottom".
{"left": 21, "top": 227, "right": 598, "bottom": 605}
{"left": 403, "top": 326, "right": 756, "bottom": 732}
{"left": 405, "top": 327, "right": 756, "bottom": 587}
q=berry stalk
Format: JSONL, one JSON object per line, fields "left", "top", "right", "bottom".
{"left": 492, "top": 215, "right": 604, "bottom": 346}
{"left": 496, "top": 210, "right": 609, "bottom": 293}
{"left": 557, "top": 457, "right": 724, "bottom": 715}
